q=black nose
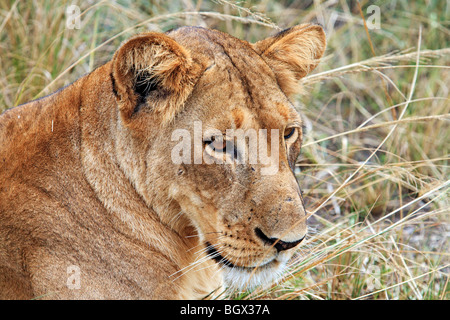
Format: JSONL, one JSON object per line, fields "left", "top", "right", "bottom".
{"left": 254, "top": 228, "right": 305, "bottom": 252}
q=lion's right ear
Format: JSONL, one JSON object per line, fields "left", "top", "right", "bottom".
{"left": 111, "top": 32, "right": 195, "bottom": 123}
{"left": 253, "top": 24, "right": 326, "bottom": 97}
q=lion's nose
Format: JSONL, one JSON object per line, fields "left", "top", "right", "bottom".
{"left": 254, "top": 228, "right": 305, "bottom": 252}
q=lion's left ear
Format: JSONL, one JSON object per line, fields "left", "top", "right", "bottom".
{"left": 111, "top": 32, "right": 196, "bottom": 123}
{"left": 253, "top": 24, "right": 326, "bottom": 97}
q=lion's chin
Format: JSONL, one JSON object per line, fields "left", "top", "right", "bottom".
{"left": 221, "top": 255, "right": 291, "bottom": 291}
{"left": 204, "top": 241, "right": 293, "bottom": 290}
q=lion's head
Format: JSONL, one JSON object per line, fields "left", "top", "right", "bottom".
{"left": 110, "top": 25, "right": 326, "bottom": 290}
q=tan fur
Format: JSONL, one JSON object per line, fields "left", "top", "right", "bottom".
{"left": 0, "top": 25, "right": 325, "bottom": 299}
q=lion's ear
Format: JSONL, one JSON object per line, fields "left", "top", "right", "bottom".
{"left": 253, "top": 24, "right": 326, "bottom": 97}
{"left": 111, "top": 32, "right": 195, "bottom": 122}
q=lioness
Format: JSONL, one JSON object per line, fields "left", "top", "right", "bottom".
{"left": 0, "top": 25, "right": 325, "bottom": 299}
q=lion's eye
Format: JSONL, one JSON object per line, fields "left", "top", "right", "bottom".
{"left": 205, "top": 136, "right": 227, "bottom": 152}
{"left": 284, "top": 127, "right": 296, "bottom": 140}
{"left": 211, "top": 138, "right": 226, "bottom": 151}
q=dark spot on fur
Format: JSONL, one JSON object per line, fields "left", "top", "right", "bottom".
{"left": 110, "top": 73, "right": 118, "bottom": 97}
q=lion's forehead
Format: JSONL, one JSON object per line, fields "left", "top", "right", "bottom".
{"left": 170, "top": 26, "right": 274, "bottom": 78}
{"left": 170, "top": 27, "right": 302, "bottom": 130}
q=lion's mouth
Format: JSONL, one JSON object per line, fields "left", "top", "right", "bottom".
{"left": 205, "top": 242, "right": 273, "bottom": 270}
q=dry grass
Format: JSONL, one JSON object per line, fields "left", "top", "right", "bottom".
{"left": 0, "top": 0, "right": 448, "bottom": 300}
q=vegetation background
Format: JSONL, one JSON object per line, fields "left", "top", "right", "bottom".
{"left": 0, "top": 0, "right": 448, "bottom": 299}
